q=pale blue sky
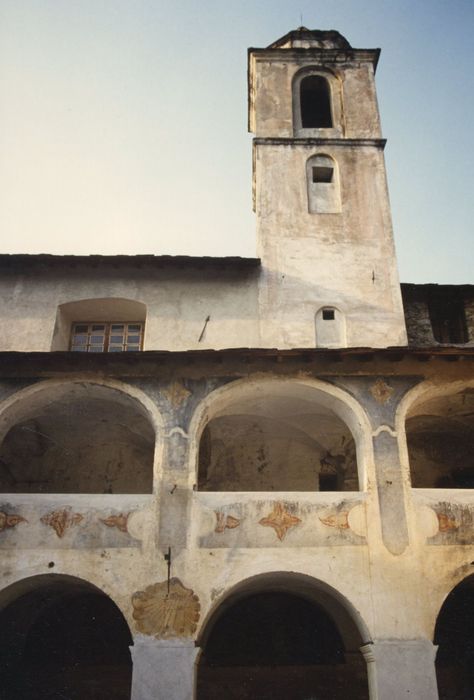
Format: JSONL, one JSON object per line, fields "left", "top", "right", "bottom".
{"left": 0, "top": 0, "right": 472, "bottom": 283}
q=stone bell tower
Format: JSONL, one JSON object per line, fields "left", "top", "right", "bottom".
{"left": 248, "top": 28, "right": 407, "bottom": 348}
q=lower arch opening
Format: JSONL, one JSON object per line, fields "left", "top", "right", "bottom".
{"left": 0, "top": 574, "right": 133, "bottom": 700}
{"left": 197, "top": 586, "right": 369, "bottom": 700}
{"left": 435, "top": 574, "right": 474, "bottom": 699}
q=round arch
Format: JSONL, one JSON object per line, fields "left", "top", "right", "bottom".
{"left": 196, "top": 571, "right": 372, "bottom": 700}
{"left": 188, "top": 376, "right": 374, "bottom": 492}
{"left": 307, "top": 152, "right": 342, "bottom": 215}
{"left": 51, "top": 296, "right": 147, "bottom": 351}
{"left": 0, "top": 573, "right": 133, "bottom": 700}
{"left": 434, "top": 572, "right": 474, "bottom": 699}
{"left": 292, "top": 65, "right": 344, "bottom": 136}
{"left": 396, "top": 378, "right": 474, "bottom": 489}
{"left": 0, "top": 377, "right": 164, "bottom": 494}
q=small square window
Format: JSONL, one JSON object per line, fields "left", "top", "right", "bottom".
{"left": 322, "top": 309, "right": 335, "bottom": 321}
{"left": 312, "top": 166, "right": 333, "bottom": 183}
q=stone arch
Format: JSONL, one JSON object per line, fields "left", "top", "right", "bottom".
{"left": 196, "top": 571, "right": 373, "bottom": 700}
{"left": 0, "top": 378, "right": 163, "bottom": 494}
{"left": 0, "top": 573, "right": 133, "bottom": 699}
{"left": 396, "top": 379, "right": 474, "bottom": 488}
{"left": 292, "top": 66, "right": 343, "bottom": 136}
{"left": 434, "top": 572, "right": 474, "bottom": 699}
{"left": 190, "top": 376, "right": 373, "bottom": 492}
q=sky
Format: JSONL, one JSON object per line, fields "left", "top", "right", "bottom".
{"left": 0, "top": 0, "right": 472, "bottom": 283}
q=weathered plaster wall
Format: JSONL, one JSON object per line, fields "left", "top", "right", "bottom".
{"left": 249, "top": 54, "right": 382, "bottom": 139}
{"left": 0, "top": 262, "right": 261, "bottom": 352}
{"left": 254, "top": 142, "right": 407, "bottom": 347}
{"left": 0, "top": 354, "right": 472, "bottom": 699}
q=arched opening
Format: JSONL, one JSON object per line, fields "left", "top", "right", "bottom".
{"left": 0, "top": 382, "right": 155, "bottom": 493}
{"left": 300, "top": 75, "right": 333, "bottom": 128}
{"left": 435, "top": 575, "right": 474, "bottom": 699}
{"left": 406, "top": 386, "right": 474, "bottom": 488}
{"left": 51, "top": 297, "right": 147, "bottom": 351}
{"left": 0, "top": 574, "right": 133, "bottom": 699}
{"left": 315, "top": 306, "right": 346, "bottom": 346}
{"left": 306, "top": 154, "right": 341, "bottom": 214}
{"left": 197, "top": 381, "right": 360, "bottom": 492}
{"left": 197, "top": 574, "right": 370, "bottom": 700}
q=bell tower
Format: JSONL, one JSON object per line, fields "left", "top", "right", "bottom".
{"left": 248, "top": 28, "right": 407, "bottom": 348}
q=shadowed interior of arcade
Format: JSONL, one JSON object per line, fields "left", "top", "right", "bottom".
{"left": 0, "top": 575, "right": 132, "bottom": 700}
{"left": 0, "top": 383, "right": 155, "bottom": 494}
{"left": 406, "top": 387, "right": 474, "bottom": 488}
{"left": 435, "top": 575, "right": 474, "bottom": 700}
{"left": 197, "top": 583, "right": 369, "bottom": 700}
{"left": 198, "top": 383, "right": 360, "bottom": 492}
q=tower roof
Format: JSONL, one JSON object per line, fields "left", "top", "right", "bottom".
{"left": 267, "top": 27, "right": 352, "bottom": 50}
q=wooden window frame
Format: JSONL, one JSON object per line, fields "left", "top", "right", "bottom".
{"left": 70, "top": 322, "right": 144, "bottom": 352}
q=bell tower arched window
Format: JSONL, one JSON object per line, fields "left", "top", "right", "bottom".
{"left": 300, "top": 75, "right": 332, "bottom": 128}
{"left": 292, "top": 69, "right": 342, "bottom": 137}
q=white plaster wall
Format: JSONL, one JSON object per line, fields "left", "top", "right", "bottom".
{"left": 0, "top": 268, "right": 261, "bottom": 352}
{"left": 255, "top": 143, "right": 407, "bottom": 348}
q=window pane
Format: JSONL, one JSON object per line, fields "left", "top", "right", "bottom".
{"left": 71, "top": 321, "right": 144, "bottom": 351}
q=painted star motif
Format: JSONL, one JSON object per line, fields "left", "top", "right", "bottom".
{"left": 40, "top": 508, "right": 83, "bottom": 538}
{"left": 0, "top": 511, "right": 27, "bottom": 532}
{"left": 370, "top": 378, "right": 394, "bottom": 405}
{"left": 259, "top": 502, "right": 301, "bottom": 541}
{"left": 163, "top": 381, "right": 191, "bottom": 408}
{"left": 319, "top": 510, "right": 350, "bottom": 530}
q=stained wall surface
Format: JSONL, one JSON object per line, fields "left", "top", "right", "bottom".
{"left": 0, "top": 352, "right": 473, "bottom": 699}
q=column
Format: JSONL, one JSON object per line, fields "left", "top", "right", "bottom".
{"left": 131, "top": 636, "right": 198, "bottom": 700}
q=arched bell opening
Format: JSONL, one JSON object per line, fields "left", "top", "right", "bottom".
{"left": 435, "top": 574, "right": 474, "bottom": 699}
{"left": 300, "top": 74, "right": 333, "bottom": 128}
{"left": 0, "top": 574, "right": 133, "bottom": 700}
{"left": 196, "top": 573, "right": 370, "bottom": 700}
